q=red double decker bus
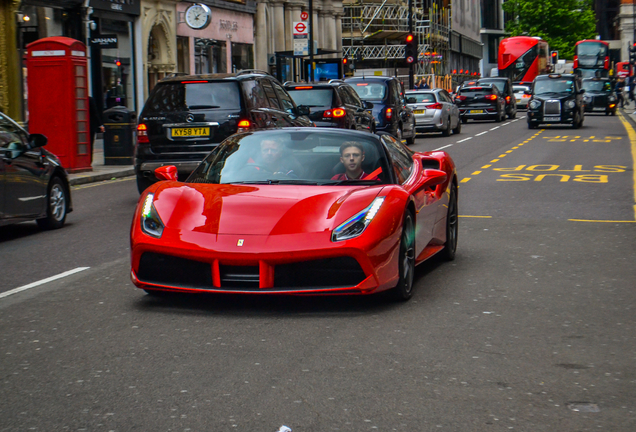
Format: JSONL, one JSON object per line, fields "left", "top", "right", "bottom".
{"left": 573, "top": 40, "right": 610, "bottom": 78}
{"left": 498, "top": 36, "right": 550, "bottom": 84}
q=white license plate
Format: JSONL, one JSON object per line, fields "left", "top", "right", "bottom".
{"left": 544, "top": 116, "right": 560, "bottom": 122}
{"left": 593, "top": 107, "right": 605, "bottom": 111}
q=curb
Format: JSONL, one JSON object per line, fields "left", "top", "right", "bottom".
{"left": 69, "top": 168, "right": 135, "bottom": 186}
{"left": 619, "top": 107, "right": 636, "bottom": 129}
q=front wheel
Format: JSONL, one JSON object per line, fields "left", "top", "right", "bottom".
{"left": 452, "top": 118, "right": 462, "bottom": 134}
{"left": 36, "top": 176, "right": 68, "bottom": 230}
{"left": 442, "top": 117, "right": 452, "bottom": 136}
{"left": 440, "top": 183, "right": 458, "bottom": 260}
{"left": 391, "top": 212, "right": 415, "bottom": 302}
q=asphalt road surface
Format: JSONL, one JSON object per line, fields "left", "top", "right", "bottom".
{"left": 1, "top": 111, "right": 635, "bottom": 431}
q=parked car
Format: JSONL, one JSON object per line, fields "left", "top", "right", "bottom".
{"left": 345, "top": 76, "right": 416, "bottom": 144}
{"left": 0, "top": 112, "right": 72, "bottom": 229}
{"left": 513, "top": 84, "right": 532, "bottom": 109}
{"left": 284, "top": 80, "right": 375, "bottom": 132}
{"left": 581, "top": 77, "right": 617, "bottom": 115}
{"left": 130, "top": 128, "right": 458, "bottom": 301}
{"left": 455, "top": 83, "right": 506, "bottom": 123}
{"left": 135, "top": 70, "right": 313, "bottom": 193}
{"left": 527, "top": 73, "right": 585, "bottom": 129}
{"left": 405, "top": 89, "right": 461, "bottom": 136}
{"left": 478, "top": 77, "right": 517, "bottom": 119}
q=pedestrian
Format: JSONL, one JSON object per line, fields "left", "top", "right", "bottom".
{"left": 614, "top": 78, "right": 626, "bottom": 108}
{"left": 629, "top": 75, "right": 635, "bottom": 106}
{"left": 88, "top": 96, "right": 105, "bottom": 165}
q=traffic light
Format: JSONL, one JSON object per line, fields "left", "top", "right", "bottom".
{"left": 630, "top": 43, "right": 636, "bottom": 65}
{"left": 551, "top": 51, "right": 558, "bottom": 64}
{"left": 404, "top": 33, "right": 417, "bottom": 64}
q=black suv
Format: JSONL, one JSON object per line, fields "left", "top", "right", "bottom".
{"left": 135, "top": 70, "right": 313, "bottom": 192}
{"left": 478, "top": 77, "right": 517, "bottom": 119}
{"left": 527, "top": 74, "right": 585, "bottom": 129}
{"left": 455, "top": 83, "right": 506, "bottom": 123}
{"left": 345, "top": 76, "right": 416, "bottom": 144}
{"left": 284, "top": 80, "right": 376, "bottom": 132}
{"left": 581, "top": 77, "right": 617, "bottom": 116}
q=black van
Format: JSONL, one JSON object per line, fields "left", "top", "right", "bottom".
{"left": 135, "top": 70, "right": 313, "bottom": 192}
{"left": 478, "top": 77, "right": 517, "bottom": 119}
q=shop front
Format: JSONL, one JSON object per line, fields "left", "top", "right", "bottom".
{"left": 175, "top": 2, "right": 254, "bottom": 76}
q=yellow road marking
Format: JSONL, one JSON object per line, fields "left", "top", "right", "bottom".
{"left": 617, "top": 112, "right": 636, "bottom": 220}
{"left": 459, "top": 215, "right": 492, "bottom": 218}
{"left": 498, "top": 154, "right": 507, "bottom": 157}
{"left": 471, "top": 171, "right": 482, "bottom": 175}
{"left": 490, "top": 159, "right": 500, "bottom": 162}
{"left": 460, "top": 178, "right": 471, "bottom": 183}
{"left": 481, "top": 164, "right": 492, "bottom": 169}
{"left": 568, "top": 219, "right": 636, "bottom": 223}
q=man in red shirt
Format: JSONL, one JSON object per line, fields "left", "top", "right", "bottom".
{"left": 331, "top": 141, "right": 379, "bottom": 181}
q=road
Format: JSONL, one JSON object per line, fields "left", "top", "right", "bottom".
{"left": 1, "top": 112, "right": 635, "bottom": 431}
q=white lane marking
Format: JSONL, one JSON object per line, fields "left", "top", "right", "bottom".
{"left": 0, "top": 267, "right": 90, "bottom": 299}
{"left": 512, "top": 119, "right": 519, "bottom": 122}
{"left": 519, "top": 115, "right": 526, "bottom": 119}
{"left": 456, "top": 137, "right": 472, "bottom": 143}
{"left": 503, "top": 122, "right": 511, "bottom": 126}
{"left": 490, "top": 126, "right": 500, "bottom": 130}
{"left": 475, "top": 131, "right": 488, "bottom": 136}
{"left": 433, "top": 144, "right": 453, "bottom": 151}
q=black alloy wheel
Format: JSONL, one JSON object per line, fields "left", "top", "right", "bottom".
{"left": 441, "top": 183, "right": 458, "bottom": 260}
{"left": 37, "top": 176, "right": 68, "bottom": 230}
{"left": 391, "top": 212, "right": 416, "bottom": 301}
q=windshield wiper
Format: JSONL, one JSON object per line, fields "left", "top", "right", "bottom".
{"left": 228, "top": 180, "right": 319, "bottom": 185}
{"left": 188, "top": 105, "right": 220, "bottom": 109}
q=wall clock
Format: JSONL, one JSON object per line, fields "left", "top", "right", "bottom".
{"left": 185, "top": 4, "right": 211, "bottom": 30}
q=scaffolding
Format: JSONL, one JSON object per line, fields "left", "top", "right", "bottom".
{"left": 342, "top": 0, "right": 450, "bottom": 76}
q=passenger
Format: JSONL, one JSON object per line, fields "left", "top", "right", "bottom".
{"left": 252, "top": 139, "right": 302, "bottom": 178}
{"left": 331, "top": 141, "right": 379, "bottom": 181}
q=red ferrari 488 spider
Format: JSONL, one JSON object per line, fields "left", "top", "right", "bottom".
{"left": 130, "top": 128, "right": 458, "bottom": 301}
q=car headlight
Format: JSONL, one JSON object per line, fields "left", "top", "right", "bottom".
{"left": 565, "top": 100, "right": 576, "bottom": 109}
{"left": 332, "top": 197, "right": 385, "bottom": 242}
{"left": 529, "top": 100, "right": 541, "bottom": 110}
{"left": 141, "top": 193, "right": 164, "bottom": 238}
{"left": 583, "top": 95, "right": 592, "bottom": 102}
{"left": 608, "top": 95, "right": 616, "bottom": 102}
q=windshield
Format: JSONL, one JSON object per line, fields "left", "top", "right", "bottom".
{"left": 406, "top": 93, "right": 436, "bottom": 103}
{"left": 458, "top": 87, "right": 494, "bottom": 97}
{"left": 513, "top": 86, "right": 530, "bottom": 93}
{"left": 145, "top": 81, "right": 241, "bottom": 112}
{"left": 479, "top": 80, "right": 505, "bottom": 92}
{"left": 187, "top": 131, "right": 391, "bottom": 185}
{"left": 582, "top": 80, "right": 611, "bottom": 92}
{"left": 577, "top": 42, "right": 608, "bottom": 57}
{"left": 350, "top": 82, "right": 387, "bottom": 101}
{"left": 287, "top": 88, "right": 334, "bottom": 107}
{"left": 533, "top": 79, "right": 574, "bottom": 95}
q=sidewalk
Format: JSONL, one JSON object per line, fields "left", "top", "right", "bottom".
{"left": 67, "top": 137, "right": 135, "bottom": 186}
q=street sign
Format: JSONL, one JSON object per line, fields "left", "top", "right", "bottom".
{"left": 300, "top": 11, "right": 308, "bottom": 20}
{"left": 294, "top": 39, "right": 308, "bottom": 56}
{"left": 293, "top": 21, "right": 308, "bottom": 36}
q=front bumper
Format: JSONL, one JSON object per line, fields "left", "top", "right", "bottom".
{"left": 526, "top": 109, "right": 577, "bottom": 124}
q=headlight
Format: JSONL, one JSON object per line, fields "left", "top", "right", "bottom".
{"left": 332, "top": 197, "right": 385, "bottom": 242}
{"left": 529, "top": 100, "right": 541, "bottom": 110}
{"left": 583, "top": 95, "right": 592, "bottom": 102}
{"left": 141, "top": 193, "right": 164, "bottom": 238}
{"left": 565, "top": 100, "right": 576, "bottom": 109}
{"left": 608, "top": 95, "right": 616, "bottom": 102}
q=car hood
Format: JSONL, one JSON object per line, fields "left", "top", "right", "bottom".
{"left": 151, "top": 182, "right": 383, "bottom": 236}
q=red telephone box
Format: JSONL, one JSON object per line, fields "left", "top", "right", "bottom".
{"left": 26, "top": 37, "right": 91, "bottom": 172}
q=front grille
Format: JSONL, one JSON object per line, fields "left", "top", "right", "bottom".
{"left": 220, "top": 265, "right": 259, "bottom": 288}
{"left": 593, "top": 95, "right": 607, "bottom": 106}
{"left": 138, "top": 252, "right": 213, "bottom": 288}
{"left": 544, "top": 100, "right": 561, "bottom": 115}
{"left": 274, "top": 257, "right": 366, "bottom": 288}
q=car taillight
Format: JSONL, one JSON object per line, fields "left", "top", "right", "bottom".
{"left": 385, "top": 108, "right": 393, "bottom": 119}
{"left": 427, "top": 103, "right": 443, "bottom": 110}
{"left": 485, "top": 94, "right": 497, "bottom": 101}
{"left": 505, "top": 96, "right": 511, "bottom": 103}
{"left": 137, "top": 123, "right": 149, "bottom": 143}
{"left": 455, "top": 95, "right": 467, "bottom": 101}
{"left": 604, "top": 56, "right": 609, "bottom": 70}
{"left": 573, "top": 55, "right": 578, "bottom": 69}
{"left": 238, "top": 119, "right": 251, "bottom": 131}
{"left": 324, "top": 108, "right": 346, "bottom": 118}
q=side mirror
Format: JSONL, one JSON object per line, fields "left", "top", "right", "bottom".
{"left": 579, "top": 89, "right": 586, "bottom": 94}
{"left": 29, "top": 133, "right": 48, "bottom": 148}
{"left": 421, "top": 168, "right": 447, "bottom": 189}
{"left": 524, "top": 90, "right": 532, "bottom": 95}
{"left": 155, "top": 165, "right": 178, "bottom": 181}
{"left": 406, "top": 97, "right": 417, "bottom": 103}
{"left": 363, "top": 101, "right": 374, "bottom": 109}
{"left": 297, "top": 105, "right": 310, "bottom": 116}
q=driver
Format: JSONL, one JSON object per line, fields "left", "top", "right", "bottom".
{"left": 331, "top": 142, "right": 379, "bottom": 181}
{"left": 253, "top": 139, "right": 302, "bottom": 178}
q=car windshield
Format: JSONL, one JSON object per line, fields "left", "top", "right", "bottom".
{"left": 533, "top": 79, "right": 574, "bottom": 95}
{"left": 406, "top": 93, "right": 436, "bottom": 103}
{"left": 287, "top": 88, "right": 334, "bottom": 107}
{"left": 350, "top": 82, "right": 387, "bottom": 101}
{"left": 144, "top": 81, "right": 241, "bottom": 112}
{"left": 458, "top": 87, "right": 494, "bottom": 97}
{"left": 186, "top": 131, "right": 391, "bottom": 185}
{"left": 582, "top": 80, "right": 612, "bottom": 92}
{"left": 480, "top": 80, "right": 505, "bottom": 92}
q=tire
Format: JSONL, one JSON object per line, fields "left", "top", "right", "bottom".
{"left": 452, "top": 118, "right": 462, "bottom": 134}
{"left": 461, "top": 118, "right": 468, "bottom": 124}
{"left": 391, "top": 212, "right": 416, "bottom": 302}
{"left": 508, "top": 110, "right": 516, "bottom": 119}
{"left": 440, "top": 183, "right": 458, "bottom": 261}
{"left": 137, "top": 173, "right": 155, "bottom": 194}
{"left": 396, "top": 127, "right": 403, "bottom": 141}
{"left": 495, "top": 110, "right": 503, "bottom": 122}
{"left": 405, "top": 126, "right": 416, "bottom": 144}
{"left": 36, "top": 176, "right": 68, "bottom": 230}
{"left": 573, "top": 113, "right": 581, "bottom": 129}
{"left": 442, "top": 117, "right": 452, "bottom": 136}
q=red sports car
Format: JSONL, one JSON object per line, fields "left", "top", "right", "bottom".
{"left": 130, "top": 128, "right": 458, "bottom": 301}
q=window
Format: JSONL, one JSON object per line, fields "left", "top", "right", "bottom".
{"left": 345, "top": 86, "right": 364, "bottom": 108}
{"left": 177, "top": 36, "right": 190, "bottom": 74}
{"left": 232, "top": 42, "right": 254, "bottom": 72}
{"left": 261, "top": 80, "right": 281, "bottom": 109}
{"left": 271, "top": 81, "right": 296, "bottom": 114}
{"left": 287, "top": 89, "right": 333, "bottom": 107}
{"left": 242, "top": 80, "right": 270, "bottom": 109}
{"left": 381, "top": 134, "right": 413, "bottom": 184}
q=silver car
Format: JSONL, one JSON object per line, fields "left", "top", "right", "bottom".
{"left": 405, "top": 89, "right": 461, "bottom": 136}
{"left": 513, "top": 85, "right": 531, "bottom": 109}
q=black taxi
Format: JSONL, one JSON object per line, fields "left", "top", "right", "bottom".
{"left": 581, "top": 77, "right": 617, "bottom": 116}
{"left": 527, "top": 74, "right": 585, "bottom": 129}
